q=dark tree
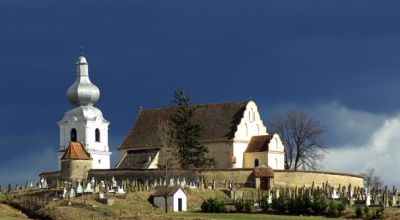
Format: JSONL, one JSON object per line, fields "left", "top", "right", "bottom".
{"left": 170, "top": 90, "right": 213, "bottom": 169}
{"left": 269, "top": 110, "right": 327, "bottom": 170}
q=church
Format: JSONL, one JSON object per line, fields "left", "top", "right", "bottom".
{"left": 57, "top": 52, "right": 284, "bottom": 173}
{"left": 116, "top": 101, "right": 285, "bottom": 170}
{"left": 39, "top": 53, "right": 363, "bottom": 189}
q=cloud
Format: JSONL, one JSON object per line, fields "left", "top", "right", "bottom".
{"left": 264, "top": 101, "right": 399, "bottom": 187}
{"left": 321, "top": 105, "right": 400, "bottom": 187}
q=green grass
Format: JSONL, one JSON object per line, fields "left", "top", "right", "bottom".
{"left": 170, "top": 212, "right": 329, "bottom": 220}
{"left": 0, "top": 204, "right": 28, "bottom": 220}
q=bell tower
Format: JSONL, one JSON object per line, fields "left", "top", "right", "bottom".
{"left": 57, "top": 51, "right": 111, "bottom": 169}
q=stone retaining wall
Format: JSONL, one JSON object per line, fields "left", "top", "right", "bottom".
{"left": 40, "top": 168, "right": 363, "bottom": 188}
{"left": 273, "top": 170, "right": 364, "bottom": 188}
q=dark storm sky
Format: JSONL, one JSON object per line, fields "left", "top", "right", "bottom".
{"left": 1, "top": 1, "right": 400, "bottom": 186}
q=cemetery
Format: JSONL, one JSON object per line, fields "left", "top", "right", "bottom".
{"left": 0, "top": 172, "right": 399, "bottom": 219}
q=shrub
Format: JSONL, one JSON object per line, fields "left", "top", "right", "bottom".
{"left": 372, "top": 206, "right": 385, "bottom": 219}
{"left": 311, "top": 196, "right": 328, "bottom": 215}
{"left": 287, "top": 198, "right": 298, "bottom": 214}
{"left": 337, "top": 200, "right": 346, "bottom": 215}
{"left": 234, "top": 199, "right": 244, "bottom": 212}
{"left": 260, "top": 195, "right": 270, "bottom": 212}
{"left": 364, "top": 206, "right": 370, "bottom": 218}
{"left": 326, "top": 200, "right": 345, "bottom": 217}
{"left": 201, "top": 198, "right": 226, "bottom": 213}
{"left": 326, "top": 200, "right": 339, "bottom": 217}
{"left": 244, "top": 200, "right": 252, "bottom": 213}
{"left": 355, "top": 206, "right": 363, "bottom": 218}
{"left": 271, "top": 197, "right": 286, "bottom": 213}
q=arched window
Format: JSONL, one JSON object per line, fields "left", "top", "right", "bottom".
{"left": 254, "top": 159, "right": 259, "bottom": 167}
{"left": 70, "top": 128, "right": 77, "bottom": 142}
{"left": 249, "top": 108, "right": 255, "bottom": 122}
{"left": 95, "top": 128, "right": 100, "bottom": 142}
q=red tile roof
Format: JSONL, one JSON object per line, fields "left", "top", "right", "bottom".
{"left": 245, "top": 135, "right": 274, "bottom": 153}
{"left": 61, "top": 141, "right": 91, "bottom": 160}
{"left": 254, "top": 166, "right": 274, "bottom": 178}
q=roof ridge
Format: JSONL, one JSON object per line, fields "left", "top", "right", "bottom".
{"left": 140, "top": 101, "right": 250, "bottom": 111}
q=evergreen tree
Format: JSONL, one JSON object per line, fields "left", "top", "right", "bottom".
{"left": 170, "top": 90, "right": 214, "bottom": 169}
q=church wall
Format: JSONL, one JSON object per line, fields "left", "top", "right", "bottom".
{"left": 232, "top": 101, "right": 268, "bottom": 168}
{"left": 243, "top": 152, "right": 268, "bottom": 168}
{"left": 203, "top": 141, "right": 233, "bottom": 169}
{"left": 232, "top": 142, "right": 248, "bottom": 168}
{"left": 267, "top": 151, "right": 285, "bottom": 170}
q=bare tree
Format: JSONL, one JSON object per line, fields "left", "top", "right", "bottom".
{"left": 269, "top": 110, "right": 327, "bottom": 171}
{"left": 157, "top": 121, "right": 179, "bottom": 213}
{"left": 361, "top": 168, "right": 384, "bottom": 190}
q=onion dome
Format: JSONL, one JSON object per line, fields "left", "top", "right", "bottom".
{"left": 67, "top": 52, "right": 100, "bottom": 107}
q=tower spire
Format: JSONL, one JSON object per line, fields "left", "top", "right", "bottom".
{"left": 66, "top": 50, "right": 100, "bottom": 107}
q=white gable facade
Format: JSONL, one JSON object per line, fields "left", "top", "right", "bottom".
{"left": 232, "top": 101, "right": 268, "bottom": 168}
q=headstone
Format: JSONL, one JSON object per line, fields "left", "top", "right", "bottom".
{"left": 69, "top": 188, "right": 75, "bottom": 198}
{"left": 76, "top": 183, "right": 83, "bottom": 194}
{"left": 91, "top": 177, "right": 96, "bottom": 187}
{"left": 99, "top": 192, "right": 104, "bottom": 200}
{"left": 112, "top": 177, "right": 117, "bottom": 188}
{"left": 393, "top": 186, "right": 398, "bottom": 206}
{"left": 107, "top": 198, "right": 115, "bottom": 206}
{"left": 63, "top": 187, "right": 67, "bottom": 199}
{"left": 117, "top": 186, "right": 125, "bottom": 194}
{"left": 84, "top": 182, "right": 93, "bottom": 193}
{"left": 384, "top": 186, "right": 389, "bottom": 207}
{"left": 366, "top": 188, "right": 371, "bottom": 207}
{"left": 331, "top": 188, "right": 339, "bottom": 199}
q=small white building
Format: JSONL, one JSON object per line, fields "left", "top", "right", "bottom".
{"left": 153, "top": 187, "right": 187, "bottom": 212}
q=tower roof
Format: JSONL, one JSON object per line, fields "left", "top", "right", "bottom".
{"left": 61, "top": 141, "right": 91, "bottom": 160}
{"left": 66, "top": 52, "right": 100, "bottom": 107}
{"left": 245, "top": 135, "right": 274, "bottom": 153}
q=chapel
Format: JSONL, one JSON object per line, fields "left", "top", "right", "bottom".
{"left": 117, "top": 101, "right": 285, "bottom": 170}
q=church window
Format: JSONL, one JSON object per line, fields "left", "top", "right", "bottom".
{"left": 95, "top": 128, "right": 100, "bottom": 142}
{"left": 249, "top": 108, "right": 255, "bottom": 122}
{"left": 254, "top": 159, "right": 259, "bottom": 167}
{"left": 275, "top": 158, "right": 278, "bottom": 168}
{"left": 70, "top": 128, "right": 77, "bottom": 142}
{"left": 98, "top": 159, "right": 101, "bottom": 164}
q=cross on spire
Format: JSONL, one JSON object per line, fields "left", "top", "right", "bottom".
{"left": 80, "top": 47, "right": 84, "bottom": 56}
